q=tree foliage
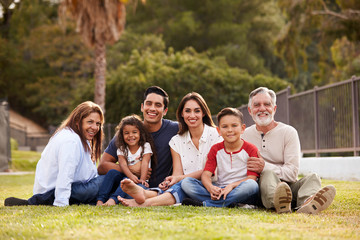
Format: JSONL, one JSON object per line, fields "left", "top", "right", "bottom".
{"left": 103, "top": 48, "right": 288, "bottom": 123}
{"left": 126, "top": 0, "right": 286, "bottom": 77}
{"left": 275, "top": 0, "right": 360, "bottom": 90}
{"left": 4, "top": 0, "right": 358, "bottom": 127}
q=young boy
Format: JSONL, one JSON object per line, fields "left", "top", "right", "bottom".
{"left": 181, "top": 107, "right": 259, "bottom": 207}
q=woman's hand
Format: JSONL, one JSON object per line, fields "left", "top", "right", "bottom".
{"left": 158, "top": 180, "right": 170, "bottom": 190}
{"left": 167, "top": 175, "right": 182, "bottom": 186}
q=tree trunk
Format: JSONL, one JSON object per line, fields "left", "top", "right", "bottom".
{"left": 94, "top": 41, "right": 106, "bottom": 113}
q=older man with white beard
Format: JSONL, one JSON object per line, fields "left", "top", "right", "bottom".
{"left": 242, "top": 87, "right": 336, "bottom": 214}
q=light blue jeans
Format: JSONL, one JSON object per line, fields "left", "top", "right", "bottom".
{"left": 181, "top": 177, "right": 259, "bottom": 207}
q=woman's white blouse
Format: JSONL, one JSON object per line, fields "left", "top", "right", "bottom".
{"left": 169, "top": 124, "right": 222, "bottom": 175}
{"left": 33, "top": 128, "right": 98, "bottom": 206}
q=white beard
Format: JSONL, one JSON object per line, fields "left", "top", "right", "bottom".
{"left": 252, "top": 111, "right": 274, "bottom": 127}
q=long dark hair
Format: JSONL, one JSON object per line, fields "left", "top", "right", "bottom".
{"left": 56, "top": 101, "right": 104, "bottom": 161}
{"left": 176, "top": 92, "right": 216, "bottom": 135}
{"left": 115, "top": 114, "right": 157, "bottom": 170}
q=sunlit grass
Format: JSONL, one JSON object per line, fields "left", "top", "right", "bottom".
{"left": 1, "top": 174, "right": 359, "bottom": 239}
{"left": 9, "top": 150, "right": 41, "bottom": 171}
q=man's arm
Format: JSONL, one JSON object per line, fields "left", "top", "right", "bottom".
{"left": 97, "top": 152, "right": 121, "bottom": 175}
{"left": 245, "top": 126, "right": 300, "bottom": 182}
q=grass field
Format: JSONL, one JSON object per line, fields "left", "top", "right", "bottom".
{"left": 1, "top": 151, "right": 359, "bottom": 239}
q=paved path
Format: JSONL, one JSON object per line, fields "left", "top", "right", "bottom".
{"left": 0, "top": 171, "right": 34, "bottom": 175}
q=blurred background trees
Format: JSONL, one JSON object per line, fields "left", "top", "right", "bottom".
{"left": 0, "top": 0, "right": 359, "bottom": 127}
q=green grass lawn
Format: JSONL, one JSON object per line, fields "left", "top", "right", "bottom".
{"left": 9, "top": 150, "right": 42, "bottom": 172}
{"left": 1, "top": 152, "right": 359, "bottom": 239}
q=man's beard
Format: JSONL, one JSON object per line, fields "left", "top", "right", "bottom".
{"left": 252, "top": 111, "right": 274, "bottom": 127}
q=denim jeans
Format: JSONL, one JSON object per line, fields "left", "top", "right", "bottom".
{"left": 181, "top": 177, "right": 259, "bottom": 207}
{"left": 165, "top": 180, "right": 188, "bottom": 204}
{"left": 97, "top": 169, "right": 148, "bottom": 204}
{"left": 97, "top": 169, "right": 127, "bottom": 203}
{"left": 28, "top": 175, "right": 105, "bottom": 206}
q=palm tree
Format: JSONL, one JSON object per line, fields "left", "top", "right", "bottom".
{"left": 59, "top": 0, "right": 127, "bottom": 113}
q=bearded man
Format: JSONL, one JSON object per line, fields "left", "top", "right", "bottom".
{"left": 242, "top": 87, "right": 336, "bottom": 214}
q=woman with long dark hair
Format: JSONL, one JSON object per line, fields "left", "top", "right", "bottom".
{"left": 118, "top": 92, "right": 222, "bottom": 207}
{"left": 5, "top": 101, "right": 105, "bottom": 206}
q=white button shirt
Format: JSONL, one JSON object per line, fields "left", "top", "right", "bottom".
{"left": 33, "top": 128, "right": 98, "bottom": 206}
{"left": 169, "top": 124, "right": 222, "bottom": 175}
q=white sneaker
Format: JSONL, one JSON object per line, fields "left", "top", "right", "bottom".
{"left": 273, "top": 182, "right": 292, "bottom": 213}
{"left": 297, "top": 185, "right": 336, "bottom": 214}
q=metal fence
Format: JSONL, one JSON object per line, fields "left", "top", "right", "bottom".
{"left": 237, "top": 76, "right": 360, "bottom": 156}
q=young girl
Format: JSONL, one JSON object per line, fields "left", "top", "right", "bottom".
{"left": 117, "top": 92, "right": 222, "bottom": 207}
{"left": 96, "top": 114, "right": 156, "bottom": 206}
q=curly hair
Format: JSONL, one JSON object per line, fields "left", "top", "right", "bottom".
{"left": 115, "top": 114, "right": 157, "bottom": 171}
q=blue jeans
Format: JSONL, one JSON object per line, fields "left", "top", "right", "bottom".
{"left": 97, "top": 169, "right": 127, "bottom": 203}
{"left": 181, "top": 177, "right": 259, "bottom": 207}
{"left": 165, "top": 180, "right": 188, "bottom": 204}
{"left": 28, "top": 175, "right": 105, "bottom": 205}
{"left": 97, "top": 169, "right": 148, "bottom": 204}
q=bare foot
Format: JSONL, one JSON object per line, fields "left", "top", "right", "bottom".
{"left": 96, "top": 200, "right": 104, "bottom": 206}
{"left": 118, "top": 196, "right": 148, "bottom": 207}
{"left": 103, "top": 198, "right": 116, "bottom": 206}
{"left": 120, "top": 179, "right": 146, "bottom": 204}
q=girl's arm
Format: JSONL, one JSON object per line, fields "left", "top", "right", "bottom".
{"left": 139, "top": 153, "right": 151, "bottom": 187}
{"left": 221, "top": 175, "right": 257, "bottom": 200}
{"left": 118, "top": 155, "right": 139, "bottom": 184}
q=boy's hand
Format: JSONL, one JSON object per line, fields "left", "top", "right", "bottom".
{"left": 221, "top": 184, "right": 236, "bottom": 200}
{"left": 209, "top": 185, "right": 222, "bottom": 200}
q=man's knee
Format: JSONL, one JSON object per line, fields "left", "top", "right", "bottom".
{"left": 259, "top": 170, "right": 280, "bottom": 209}
{"left": 260, "top": 170, "right": 277, "bottom": 179}
{"left": 303, "top": 173, "right": 320, "bottom": 183}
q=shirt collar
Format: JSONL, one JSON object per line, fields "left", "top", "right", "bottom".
{"left": 185, "top": 124, "right": 210, "bottom": 143}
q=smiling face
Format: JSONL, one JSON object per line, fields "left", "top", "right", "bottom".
{"left": 141, "top": 93, "right": 167, "bottom": 126}
{"left": 248, "top": 92, "right": 276, "bottom": 127}
{"left": 81, "top": 112, "right": 101, "bottom": 141}
{"left": 181, "top": 99, "right": 204, "bottom": 129}
{"left": 218, "top": 115, "right": 245, "bottom": 144}
{"left": 122, "top": 124, "right": 140, "bottom": 148}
